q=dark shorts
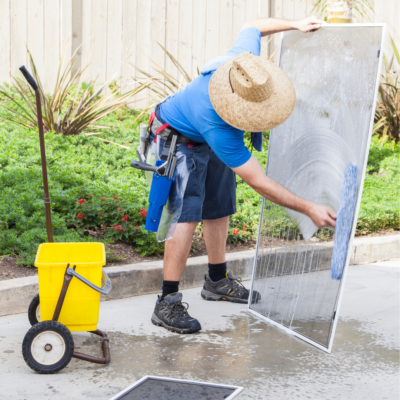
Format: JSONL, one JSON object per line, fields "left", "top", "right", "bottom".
{"left": 150, "top": 135, "right": 236, "bottom": 223}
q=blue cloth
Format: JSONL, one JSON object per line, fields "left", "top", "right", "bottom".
{"left": 160, "top": 27, "right": 262, "bottom": 168}
{"left": 330, "top": 163, "right": 358, "bottom": 280}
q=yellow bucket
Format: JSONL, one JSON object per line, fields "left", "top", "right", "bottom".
{"left": 34, "top": 242, "right": 106, "bottom": 332}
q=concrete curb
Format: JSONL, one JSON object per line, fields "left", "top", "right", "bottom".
{"left": 1, "top": 234, "right": 399, "bottom": 317}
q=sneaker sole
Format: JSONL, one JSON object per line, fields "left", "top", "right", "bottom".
{"left": 201, "top": 288, "right": 248, "bottom": 304}
{"left": 151, "top": 313, "right": 201, "bottom": 334}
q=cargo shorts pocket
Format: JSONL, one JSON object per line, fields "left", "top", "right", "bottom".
{"left": 183, "top": 158, "right": 201, "bottom": 198}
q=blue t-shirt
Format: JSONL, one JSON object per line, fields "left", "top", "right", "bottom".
{"left": 160, "top": 27, "right": 262, "bottom": 168}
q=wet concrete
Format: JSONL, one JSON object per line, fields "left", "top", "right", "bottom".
{"left": 0, "top": 261, "right": 398, "bottom": 400}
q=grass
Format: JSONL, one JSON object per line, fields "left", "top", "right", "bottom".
{"left": 0, "top": 99, "right": 398, "bottom": 265}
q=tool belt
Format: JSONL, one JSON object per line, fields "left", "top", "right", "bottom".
{"left": 150, "top": 115, "right": 192, "bottom": 144}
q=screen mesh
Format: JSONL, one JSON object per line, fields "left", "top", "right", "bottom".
{"left": 250, "top": 26, "right": 383, "bottom": 349}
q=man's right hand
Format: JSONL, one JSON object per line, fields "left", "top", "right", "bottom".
{"left": 308, "top": 204, "right": 337, "bottom": 229}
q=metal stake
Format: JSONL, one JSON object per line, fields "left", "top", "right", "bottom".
{"left": 19, "top": 66, "right": 54, "bottom": 242}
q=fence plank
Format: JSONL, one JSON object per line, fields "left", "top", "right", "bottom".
{"left": 178, "top": 0, "right": 193, "bottom": 81}
{"left": 270, "top": 0, "right": 282, "bottom": 59}
{"left": 293, "top": 0, "right": 306, "bottom": 21}
{"left": 81, "top": 0, "right": 93, "bottom": 82}
{"left": 92, "top": 0, "right": 107, "bottom": 84}
{"left": 60, "top": 0, "right": 72, "bottom": 63}
{"left": 232, "top": 0, "right": 246, "bottom": 38}
{"left": 27, "top": 0, "right": 44, "bottom": 79}
{"left": 44, "top": 0, "right": 60, "bottom": 92}
{"left": 136, "top": 0, "right": 152, "bottom": 107}
{"left": 107, "top": 0, "right": 123, "bottom": 81}
{"left": 151, "top": 0, "right": 167, "bottom": 72}
{"left": 246, "top": 0, "right": 258, "bottom": 21}
{"left": 121, "top": 0, "right": 137, "bottom": 94}
{"left": 0, "top": 0, "right": 10, "bottom": 85}
{"left": 192, "top": 0, "right": 207, "bottom": 74}
{"left": 257, "top": 0, "right": 271, "bottom": 59}
{"left": 206, "top": 0, "right": 220, "bottom": 62}
{"left": 219, "top": 0, "right": 233, "bottom": 55}
{"left": 165, "top": 0, "right": 179, "bottom": 80}
{"left": 10, "top": 0, "right": 27, "bottom": 79}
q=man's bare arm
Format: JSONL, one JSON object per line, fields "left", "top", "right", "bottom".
{"left": 241, "top": 16, "right": 324, "bottom": 37}
{"left": 232, "top": 156, "right": 337, "bottom": 229}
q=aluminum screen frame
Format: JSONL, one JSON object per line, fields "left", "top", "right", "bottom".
{"left": 248, "top": 24, "right": 386, "bottom": 353}
{"left": 109, "top": 376, "right": 244, "bottom": 400}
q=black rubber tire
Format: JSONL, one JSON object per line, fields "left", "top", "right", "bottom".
{"left": 22, "top": 321, "right": 74, "bottom": 374}
{"left": 28, "top": 294, "right": 40, "bottom": 326}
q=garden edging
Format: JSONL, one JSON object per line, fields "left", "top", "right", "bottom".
{"left": 1, "top": 234, "right": 399, "bottom": 317}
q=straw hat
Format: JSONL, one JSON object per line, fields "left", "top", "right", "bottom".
{"left": 209, "top": 52, "right": 296, "bottom": 132}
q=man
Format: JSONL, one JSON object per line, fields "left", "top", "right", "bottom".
{"left": 150, "top": 16, "right": 336, "bottom": 334}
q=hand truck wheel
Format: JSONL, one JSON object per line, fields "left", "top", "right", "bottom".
{"left": 28, "top": 294, "right": 40, "bottom": 326}
{"left": 22, "top": 321, "right": 74, "bottom": 374}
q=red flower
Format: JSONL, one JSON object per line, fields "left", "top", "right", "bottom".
{"left": 122, "top": 215, "right": 128, "bottom": 222}
{"left": 99, "top": 212, "right": 104, "bottom": 216}
{"left": 113, "top": 195, "right": 118, "bottom": 199}
{"left": 101, "top": 197, "right": 106, "bottom": 201}
{"left": 118, "top": 207, "right": 122, "bottom": 212}
{"left": 77, "top": 199, "right": 86, "bottom": 205}
{"left": 134, "top": 225, "right": 139, "bottom": 231}
{"left": 113, "top": 224, "right": 125, "bottom": 232}
{"left": 232, "top": 228, "right": 239, "bottom": 235}
{"left": 77, "top": 213, "right": 84, "bottom": 219}
{"left": 141, "top": 209, "right": 147, "bottom": 218}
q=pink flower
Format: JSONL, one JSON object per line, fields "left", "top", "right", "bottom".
{"left": 134, "top": 225, "right": 139, "bottom": 231}
{"left": 242, "top": 231, "right": 246, "bottom": 236}
{"left": 141, "top": 209, "right": 147, "bottom": 218}
{"left": 122, "top": 215, "right": 128, "bottom": 222}
{"left": 113, "top": 195, "right": 118, "bottom": 199}
{"left": 99, "top": 212, "right": 104, "bottom": 216}
{"left": 101, "top": 197, "right": 106, "bottom": 201}
{"left": 89, "top": 195, "right": 93, "bottom": 198}
{"left": 232, "top": 228, "right": 239, "bottom": 235}
{"left": 77, "top": 199, "right": 86, "bottom": 205}
{"left": 77, "top": 213, "right": 84, "bottom": 220}
{"left": 118, "top": 207, "right": 122, "bottom": 212}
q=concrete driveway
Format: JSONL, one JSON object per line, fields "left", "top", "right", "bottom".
{"left": 0, "top": 260, "right": 399, "bottom": 400}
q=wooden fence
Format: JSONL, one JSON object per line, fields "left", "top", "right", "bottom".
{"left": 0, "top": 0, "right": 398, "bottom": 105}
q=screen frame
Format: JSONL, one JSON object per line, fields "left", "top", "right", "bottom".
{"left": 109, "top": 376, "right": 244, "bottom": 400}
{"left": 248, "top": 23, "right": 387, "bottom": 353}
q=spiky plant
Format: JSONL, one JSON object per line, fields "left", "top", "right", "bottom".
{"left": 131, "top": 38, "right": 277, "bottom": 108}
{"left": 0, "top": 42, "right": 147, "bottom": 135}
{"left": 373, "top": 37, "right": 400, "bottom": 143}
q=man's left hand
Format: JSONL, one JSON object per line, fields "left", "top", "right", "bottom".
{"left": 295, "top": 16, "right": 324, "bottom": 33}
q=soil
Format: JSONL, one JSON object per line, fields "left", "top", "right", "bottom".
{"left": 0, "top": 229, "right": 398, "bottom": 282}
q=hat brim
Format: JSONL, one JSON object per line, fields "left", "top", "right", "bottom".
{"left": 209, "top": 57, "right": 296, "bottom": 132}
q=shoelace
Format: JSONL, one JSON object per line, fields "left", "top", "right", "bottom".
{"left": 165, "top": 302, "right": 189, "bottom": 319}
{"left": 229, "top": 276, "right": 249, "bottom": 295}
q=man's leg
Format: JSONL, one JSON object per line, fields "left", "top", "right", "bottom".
{"left": 162, "top": 221, "right": 197, "bottom": 295}
{"left": 151, "top": 137, "right": 209, "bottom": 334}
{"left": 200, "top": 150, "right": 261, "bottom": 304}
{"left": 203, "top": 216, "right": 229, "bottom": 264}
{"left": 203, "top": 216, "right": 230, "bottom": 282}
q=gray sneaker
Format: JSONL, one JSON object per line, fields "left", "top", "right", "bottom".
{"left": 201, "top": 271, "right": 261, "bottom": 304}
{"left": 151, "top": 292, "right": 202, "bottom": 334}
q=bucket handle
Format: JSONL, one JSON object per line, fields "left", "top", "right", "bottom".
{"left": 67, "top": 268, "right": 112, "bottom": 295}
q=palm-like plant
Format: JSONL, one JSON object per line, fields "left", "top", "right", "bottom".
{"left": 373, "top": 37, "right": 400, "bottom": 143}
{"left": 0, "top": 42, "right": 147, "bottom": 135}
{"left": 305, "top": 0, "right": 374, "bottom": 22}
